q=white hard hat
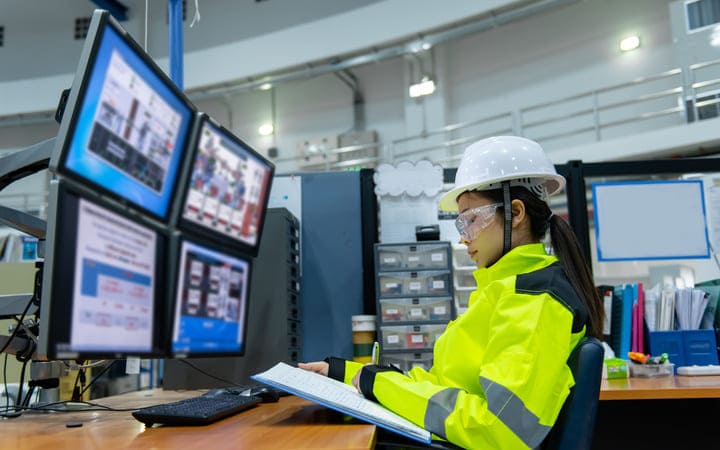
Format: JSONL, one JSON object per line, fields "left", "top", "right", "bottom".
{"left": 438, "top": 136, "right": 565, "bottom": 212}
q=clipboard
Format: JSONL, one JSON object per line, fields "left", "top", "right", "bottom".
{"left": 251, "top": 362, "right": 432, "bottom": 444}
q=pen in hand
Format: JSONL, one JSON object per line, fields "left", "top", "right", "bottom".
{"left": 371, "top": 341, "right": 380, "bottom": 365}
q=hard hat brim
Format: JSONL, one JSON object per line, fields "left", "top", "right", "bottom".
{"left": 438, "top": 173, "right": 566, "bottom": 212}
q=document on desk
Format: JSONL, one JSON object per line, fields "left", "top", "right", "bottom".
{"left": 251, "top": 362, "right": 432, "bottom": 444}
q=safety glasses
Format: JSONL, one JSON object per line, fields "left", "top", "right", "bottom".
{"left": 455, "top": 203, "right": 502, "bottom": 242}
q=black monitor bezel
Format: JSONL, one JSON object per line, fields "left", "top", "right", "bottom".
{"left": 172, "top": 113, "right": 275, "bottom": 257}
{"left": 40, "top": 180, "right": 169, "bottom": 360}
{"left": 49, "top": 9, "right": 196, "bottom": 223}
{"left": 167, "top": 232, "right": 254, "bottom": 358}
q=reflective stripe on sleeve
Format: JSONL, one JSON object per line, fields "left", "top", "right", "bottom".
{"left": 480, "top": 377, "right": 551, "bottom": 448}
{"left": 423, "top": 387, "right": 461, "bottom": 439}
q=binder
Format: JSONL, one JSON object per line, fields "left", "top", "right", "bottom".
{"left": 610, "top": 284, "right": 633, "bottom": 357}
{"left": 597, "top": 285, "right": 614, "bottom": 342}
{"left": 252, "top": 362, "right": 432, "bottom": 444}
{"left": 637, "top": 283, "right": 645, "bottom": 353}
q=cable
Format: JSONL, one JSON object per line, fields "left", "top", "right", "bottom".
{"left": 177, "top": 359, "right": 238, "bottom": 386}
{"left": 79, "top": 360, "right": 119, "bottom": 398}
{"left": 15, "top": 358, "right": 29, "bottom": 410}
{"left": 144, "top": 0, "right": 148, "bottom": 50}
{"left": 21, "top": 385, "right": 35, "bottom": 408}
{"left": 189, "top": 0, "right": 201, "bottom": 27}
{"left": 0, "top": 400, "right": 138, "bottom": 413}
{"left": 0, "top": 293, "right": 35, "bottom": 355}
{"left": 71, "top": 363, "right": 84, "bottom": 402}
{"left": 63, "top": 360, "right": 108, "bottom": 370}
{"left": 1, "top": 353, "right": 11, "bottom": 417}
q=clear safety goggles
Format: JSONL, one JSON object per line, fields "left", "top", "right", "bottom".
{"left": 455, "top": 203, "right": 502, "bottom": 242}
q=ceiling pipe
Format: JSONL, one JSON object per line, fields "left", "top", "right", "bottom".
{"left": 0, "top": 0, "right": 578, "bottom": 128}
{"left": 334, "top": 69, "right": 365, "bottom": 132}
{"left": 187, "top": 0, "right": 578, "bottom": 101}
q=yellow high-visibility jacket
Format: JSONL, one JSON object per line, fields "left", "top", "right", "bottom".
{"left": 329, "top": 243, "right": 588, "bottom": 449}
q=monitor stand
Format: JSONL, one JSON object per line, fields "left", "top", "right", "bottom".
{"left": 0, "top": 139, "right": 55, "bottom": 412}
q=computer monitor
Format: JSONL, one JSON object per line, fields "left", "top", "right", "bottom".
{"left": 175, "top": 114, "right": 274, "bottom": 256}
{"left": 169, "top": 235, "right": 252, "bottom": 357}
{"left": 38, "top": 181, "right": 167, "bottom": 360}
{"left": 50, "top": 9, "right": 195, "bottom": 222}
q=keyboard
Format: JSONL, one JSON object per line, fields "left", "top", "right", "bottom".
{"left": 676, "top": 365, "right": 720, "bottom": 376}
{"left": 132, "top": 392, "right": 262, "bottom": 426}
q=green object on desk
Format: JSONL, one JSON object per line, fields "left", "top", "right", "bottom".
{"left": 603, "top": 358, "right": 628, "bottom": 379}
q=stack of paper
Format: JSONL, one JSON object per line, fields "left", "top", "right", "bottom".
{"left": 658, "top": 288, "right": 676, "bottom": 331}
{"left": 644, "top": 284, "right": 659, "bottom": 331}
{"left": 675, "top": 288, "right": 709, "bottom": 330}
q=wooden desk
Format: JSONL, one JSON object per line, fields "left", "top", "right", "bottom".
{"left": 595, "top": 376, "right": 720, "bottom": 449}
{"left": 600, "top": 375, "right": 720, "bottom": 400}
{"left": 4, "top": 389, "right": 376, "bottom": 449}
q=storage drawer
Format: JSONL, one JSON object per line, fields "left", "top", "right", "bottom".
{"left": 381, "top": 324, "right": 447, "bottom": 350}
{"left": 452, "top": 246, "right": 475, "bottom": 268}
{"left": 376, "top": 243, "right": 450, "bottom": 271}
{"left": 377, "top": 270, "right": 451, "bottom": 297}
{"left": 379, "top": 297, "right": 453, "bottom": 322}
{"left": 453, "top": 270, "right": 475, "bottom": 289}
{"left": 383, "top": 352, "right": 434, "bottom": 372}
{"left": 455, "top": 287, "right": 473, "bottom": 312}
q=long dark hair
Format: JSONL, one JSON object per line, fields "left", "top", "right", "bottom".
{"left": 483, "top": 186, "right": 604, "bottom": 339}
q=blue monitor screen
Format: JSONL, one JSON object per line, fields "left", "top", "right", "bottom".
{"left": 171, "top": 238, "right": 251, "bottom": 356}
{"left": 58, "top": 12, "right": 193, "bottom": 220}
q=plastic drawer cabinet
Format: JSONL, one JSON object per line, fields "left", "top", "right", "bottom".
{"left": 374, "top": 242, "right": 456, "bottom": 371}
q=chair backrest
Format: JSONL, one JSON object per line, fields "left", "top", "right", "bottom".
{"left": 541, "top": 336, "right": 604, "bottom": 450}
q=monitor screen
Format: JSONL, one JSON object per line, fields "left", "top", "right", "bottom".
{"left": 170, "top": 236, "right": 251, "bottom": 357}
{"left": 38, "top": 182, "right": 167, "bottom": 359}
{"left": 51, "top": 9, "right": 194, "bottom": 221}
{"left": 176, "top": 114, "right": 274, "bottom": 255}
{"left": 593, "top": 180, "right": 710, "bottom": 260}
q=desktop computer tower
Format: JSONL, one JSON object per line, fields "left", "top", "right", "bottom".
{"left": 163, "top": 208, "right": 301, "bottom": 388}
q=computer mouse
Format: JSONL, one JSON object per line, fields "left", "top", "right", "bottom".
{"left": 204, "top": 388, "right": 229, "bottom": 397}
{"left": 247, "top": 386, "right": 280, "bottom": 403}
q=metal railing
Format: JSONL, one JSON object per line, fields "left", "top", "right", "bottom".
{"left": 0, "top": 192, "right": 48, "bottom": 218}
{"left": 5, "top": 60, "right": 720, "bottom": 178}
{"left": 382, "top": 57, "right": 720, "bottom": 169}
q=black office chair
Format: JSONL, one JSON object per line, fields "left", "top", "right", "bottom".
{"left": 541, "top": 336, "right": 604, "bottom": 450}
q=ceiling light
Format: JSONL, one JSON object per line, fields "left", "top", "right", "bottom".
{"left": 711, "top": 26, "right": 720, "bottom": 47}
{"left": 258, "top": 123, "right": 274, "bottom": 136}
{"left": 259, "top": 83, "right": 273, "bottom": 91}
{"left": 619, "top": 35, "right": 640, "bottom": 52}
{"left": 409, "top": 77, "right": 436, "bottom": 98}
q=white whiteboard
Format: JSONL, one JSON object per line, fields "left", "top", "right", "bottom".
{"left": 592, "top": 180, "right": 710, "bottom": 261}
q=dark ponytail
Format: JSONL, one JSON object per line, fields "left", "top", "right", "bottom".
{"left": 484, "top": 187, "right": 605, "bottom": 338}
{"left": 548, "top": 214, "right": 604, "bottom": 339}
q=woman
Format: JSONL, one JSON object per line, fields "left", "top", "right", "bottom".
{"left": 300, "top": 136, "right": 604, "bottom": 449}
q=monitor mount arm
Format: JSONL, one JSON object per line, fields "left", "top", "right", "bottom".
{"left": 0, "top": 206, "right": 47, "bottom": 241}
{"left": 0, "top": 137, "right": 54, "bottom": 192}
{"left": 0, "top": 138, "right": 54, "bottom": 255}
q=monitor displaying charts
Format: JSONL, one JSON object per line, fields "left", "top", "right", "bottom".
{"left": 51, "top": 9, "right": 195, "bottom": 221}
{"left": 176, "top": 114, "right": 274, "bottom": 256}
{"left": 169, "top": 236, "right": 252, "bottom": 357}
{"left": 38, "top": 181, "right": 167, "bottom": 360}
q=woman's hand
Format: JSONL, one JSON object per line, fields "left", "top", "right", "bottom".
{"left": 297, "top": 361, "right": 329, "bottom": 376}
{"left": 351, "top": 368, "right": 362, "bottom": 393}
